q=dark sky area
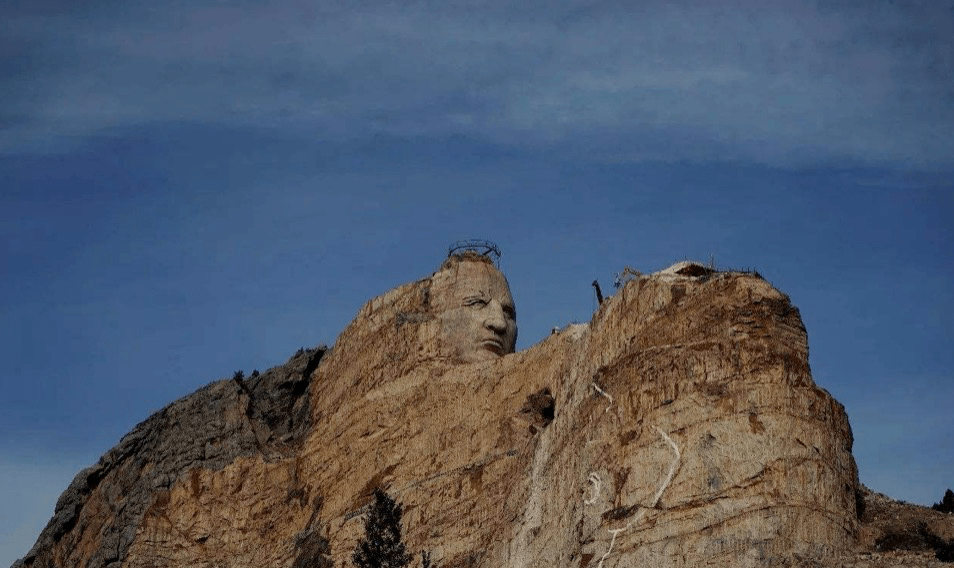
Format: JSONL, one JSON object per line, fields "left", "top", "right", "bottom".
{"left": 1, "top": 0, "right": 952, "bottom": 564}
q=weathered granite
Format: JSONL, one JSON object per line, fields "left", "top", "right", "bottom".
{"left": 14, "top": 347, "right": 325, "bottom": 568}
{"left": 17, "top": 258, "right": 949, "bottom": 568}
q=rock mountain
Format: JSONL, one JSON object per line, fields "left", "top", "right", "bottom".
{"left": 14, "top": 255, "right": 954, "bottom": 567}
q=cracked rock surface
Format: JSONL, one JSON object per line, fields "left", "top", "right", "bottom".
{"left": 16, "top": 263, "right": 948, "bottom": 568}
{"left": 13, "top": 347, "right": 325, "bottom": 568}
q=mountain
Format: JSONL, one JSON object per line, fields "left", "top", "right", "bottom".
{"left": 14, "top": 257, "right": 953, "bottom": 567}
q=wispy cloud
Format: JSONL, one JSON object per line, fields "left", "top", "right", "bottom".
{"left": 2, "top": 0, "right": 952, "bottom": 167}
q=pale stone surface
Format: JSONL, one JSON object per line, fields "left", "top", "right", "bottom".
{"left": 431, "top": 254, "right": 517, "bottom": 363}
{"left": 16, "top": 257, "right": 951, "bottom": 568}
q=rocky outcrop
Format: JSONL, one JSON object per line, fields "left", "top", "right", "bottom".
{"left": 14, "top": 347, "right": 325, "bottom": 568}
{"left": 852, "top": 485, "right": 954, "bottom": 565}
{"left": 19, "top": 260, "right": 936, "bottom": 567}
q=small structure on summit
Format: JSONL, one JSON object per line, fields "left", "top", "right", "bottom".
{"left": 592, "top": 280, "right": 604, "bottom": 305}
{"left": 656, "top": 260, "right": 715, "bottom": 277}
{"left": 446, "top": 239, "right": 501, "bottom": 265}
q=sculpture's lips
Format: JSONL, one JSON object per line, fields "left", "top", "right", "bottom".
{"left": 480, "top": 338, "right": 504, "bottom": 355}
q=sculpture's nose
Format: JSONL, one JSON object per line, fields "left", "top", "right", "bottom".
{"left": 484, "top": 301, "right": 507, "bottom": 333}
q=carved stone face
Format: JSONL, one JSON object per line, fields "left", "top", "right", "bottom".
{"left": 432, "top": 260, "right": 517, "bottom": 363}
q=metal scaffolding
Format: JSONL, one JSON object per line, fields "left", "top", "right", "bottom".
{"left": 446, "top": 239, "right": 502, "bottom": 264}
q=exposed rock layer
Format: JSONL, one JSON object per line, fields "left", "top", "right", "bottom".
{"left": 14, "top": 347, "right": 325, "bottom": 568}
{"left": 16, "top": 265, "right": 946, "bottom": 567}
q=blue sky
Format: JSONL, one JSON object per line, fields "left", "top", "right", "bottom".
{"left": 1, "top": 0, "right": 952, "bottom": 564}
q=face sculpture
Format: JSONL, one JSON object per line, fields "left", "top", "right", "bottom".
{"left": 432, "top": 260, "right": 517, "bottom": 364}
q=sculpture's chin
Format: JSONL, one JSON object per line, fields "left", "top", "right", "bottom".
{"left": 457, "top": 345, "right": 506, "bottom": 364}
{"left": 481, "top": 340, "right": 505, "bottom": 356}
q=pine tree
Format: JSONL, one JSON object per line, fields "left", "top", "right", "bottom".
{"left": 932, "top": 488, "right": 954, "bottom": 514}
{"left": 352, "top": 488, "right": 412, "bottom": 568}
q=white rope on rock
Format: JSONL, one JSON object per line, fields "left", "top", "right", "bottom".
{"left": 594, "top": 426, "right": 681, "bottom": 568}
{"left": 590, "top": 382, "right": 614, "bottom": 413}
{"left": 584, "top": 473, "right": 602, "bottom": 505}
{"left": 650, "top": 427, "right": 681, "bottom": 507}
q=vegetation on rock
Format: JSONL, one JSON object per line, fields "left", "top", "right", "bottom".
{"left": 933, "top": 488, "right": 954, "bottom": 514}
{"left": 352, "top": 489, "right": 412, "bottom": 568}
{"left": 875, "top": 521, "right": 954, "bottom": 563}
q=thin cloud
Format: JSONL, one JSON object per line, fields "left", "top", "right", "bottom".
{"left": 1, "top": 0, "right": 951, "bottom": 167}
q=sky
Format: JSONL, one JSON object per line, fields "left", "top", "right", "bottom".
{"left": 1, "top": 0, "right": 952, "bottom": 564}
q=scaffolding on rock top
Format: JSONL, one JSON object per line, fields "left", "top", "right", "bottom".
{"left": 447, "top": 239, "right": 502, "bottom": 265}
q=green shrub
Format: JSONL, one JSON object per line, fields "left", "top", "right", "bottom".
{"left": 352, "top": 489, "right": 411, "bottom": 568}
{"left": 933, "top": 489, "right": 954, "bottom": 514}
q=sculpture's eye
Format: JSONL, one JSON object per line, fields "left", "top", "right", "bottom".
{"left": 464, "top": 297, "right": 488, "bottom": 308}
{"left": 503, "top": 305, "right": 516, "bottom": 320}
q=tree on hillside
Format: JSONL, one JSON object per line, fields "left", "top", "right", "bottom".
{"left": 353, "top": 488, "right": 412, "bottom": 568}
{"left": 933, "top": 488, "right": 954, "bottom": 514}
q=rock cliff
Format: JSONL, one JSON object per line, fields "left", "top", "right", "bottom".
{"left": 14, "top": 258, "right": 952, "bottom": 567}
{"left": 14, "top": 347, "right": 325, "bottom": 568}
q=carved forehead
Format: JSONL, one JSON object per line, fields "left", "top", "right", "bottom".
{"left": 430, "top": 260, "right": 514, "bottom": 308}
